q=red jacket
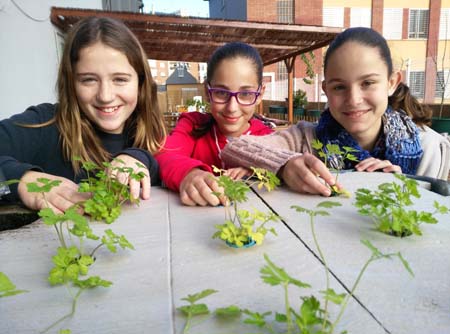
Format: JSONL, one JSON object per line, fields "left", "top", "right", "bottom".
{"left": 156, "top": 112, "right": 274, "bottom": 191}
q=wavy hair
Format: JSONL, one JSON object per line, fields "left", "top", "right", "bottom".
{"left": 55, "top": 16, "right": 166, "bottom": 173}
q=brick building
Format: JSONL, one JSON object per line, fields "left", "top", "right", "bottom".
{"left": 207, "top": 0, "right": 450, "bottom": 104}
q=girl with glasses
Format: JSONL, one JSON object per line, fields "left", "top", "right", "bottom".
{"left": 221, "top": 27, "right": 450, "bottom": 196}
{"left": 156, "top": 42, "right": 273, "bottom": 206}
{"left": 0, "top": 17, "right": 165, "bottom": 212}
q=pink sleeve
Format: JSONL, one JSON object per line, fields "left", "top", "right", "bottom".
{"left": 155, "top": 116, "right": 211, "bottom": 191}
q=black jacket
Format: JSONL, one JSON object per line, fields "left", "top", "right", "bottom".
{"left": 0, "top": 103, "right": 160, "bottom": 201}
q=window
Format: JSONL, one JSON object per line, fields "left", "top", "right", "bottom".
{"left": 409, "top": 71, "right": 425, "bottom": 99}
{"left": 323, "top": 7, "right": 344, "bottom": 27}
{"left": 435, "top": 71, "right": 450, "bottom": 99}
{"left": 409, "top": 9, "right": 429, "bottom": 39}
{"left": 275, "top": 62, "right": 288, "bottom": 100}
{"left": 177, "top": 67, "right": 184, "bottom": 77}
{"left": 383, "top": 8, "right": 403, "bottom": 40}
{"left": 439, "top": 8, "right": 450, "bottom": 40}
{"left": 350, "top": 8, "right": 371, "bottom": 28}
{"left": 277, "top": 0, "right": 293, "bottom": 24}
{"left": 277, "top": 62, "right": 288, "bottom": 82}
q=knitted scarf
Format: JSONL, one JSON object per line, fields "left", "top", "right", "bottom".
{"left": 315, "top": 107, "right": 423, "bottom": 174}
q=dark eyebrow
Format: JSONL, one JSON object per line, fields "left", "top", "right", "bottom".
{"left": 327, "top": 73, "right": 381, "bottom": 84}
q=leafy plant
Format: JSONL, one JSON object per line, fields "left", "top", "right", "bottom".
{"left": 179, "top": 201, "right": 414, "bottom": 334}
{"left": 293, "top": 89, "right": 308, "bottom": 109}
{"left": 0, "top": 272, "right": 28, "bottom": 298}
{"left": 243, "top": 202, "right": 413, "bottom": 334}
{"left": 211, "top": 166, "right": 280, "bottom": 247}
{"left": 178, "top": 289, "right": 242, "bottom": 334}
{"left": 24, "top": 159, "right": 142, "bottom": 332}
{"left": 354, "top": 173, "right": 449, "bottom": 237}
{"left": 78, "top": 158, "right": 146, "bottom": 224}
{"left": 312, "top": 139, "right": 358, "bottom": 197}
{"left": 179, "top": 197, "right": 414, "bottom": 334}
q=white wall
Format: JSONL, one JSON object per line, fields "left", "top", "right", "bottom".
{"left": 0, "top": 0, "right": 102, "bottom": 119}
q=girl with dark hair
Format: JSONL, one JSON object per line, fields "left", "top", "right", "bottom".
{"left": 0, "top": 17, "right": 166, "bottom": 212}
{"left": 221, "top": 27, "right": 450, "bottom": 196}
{"left": 155, "top": 42, "right": 273, "bottom": 206}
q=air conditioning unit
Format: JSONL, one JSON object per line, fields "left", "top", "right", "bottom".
{"left": 102, "top": 0, "right": 144, "bottom": 13}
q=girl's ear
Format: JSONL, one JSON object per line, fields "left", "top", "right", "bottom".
{"left": 388, "top": 71, "right": 402, "bottom": 96}
{"left": 321, "top": 80, "right": 328, "bottom": 97}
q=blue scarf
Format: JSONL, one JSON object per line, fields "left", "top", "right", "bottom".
{"left": 315, "top": 107, "right": 423, "bottom": 174}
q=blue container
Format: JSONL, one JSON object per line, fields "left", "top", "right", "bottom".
{"left": 226, "top": 238, "right": 256, "bottom": 248}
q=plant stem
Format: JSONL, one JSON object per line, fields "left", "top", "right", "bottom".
{"left": 329, "top": 257, "right": 374, "bottom": 333}
{"left": 90, "top": 243, "right": 103, "bottom": 257}
{"left": 40, "top": 288, "right": 83, "bottom": 333}
{"left": 310, "top": 214, "right": 330, "bottom": 332}
{"left": 284, "top": 282, "right": 293, "bottom": 334}
{"left": 183, "top": 307, "right": 194, "bottom": 334}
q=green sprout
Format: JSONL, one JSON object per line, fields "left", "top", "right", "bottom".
{"left": 355, "top": 173, "right": 449, "bottom": 237}
{"left": 211, "top": 166, "right": 280, "bottom": 247}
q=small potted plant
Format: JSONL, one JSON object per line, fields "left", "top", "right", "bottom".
{"left": 293, "top": 89, "right": 308, "bottom": 118}
{"left": 211, "top": 166, "right": 280, "bottom": 248}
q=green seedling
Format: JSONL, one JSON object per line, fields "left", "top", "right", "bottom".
{"left": 240, "top": 202, "right": 414, "bottom": 334}
{"left": 211, "top": 166, "right": 280, "bottom": 247}
{"left": 0, "top": 272, "right": 28, "bottom": 298}
{"left": 179, "top": 201, "right": 414, "bottom": 334}
{"left": 78, "top": 159, "right": 146, "bottom": 224}
{"left": 312, "top": 139, "right": 358, "bottom": 197}
{"left": 178, "top": 288, "right": 242, "bottom": 334}
{"left": 354, "top": 173, "right": 449, "bottom": 237}
{"left": 24, "top": 159, "right": 140, "bottom": 333}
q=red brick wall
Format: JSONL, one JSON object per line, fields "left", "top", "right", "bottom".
{"left": 371, "top": 0, "right": 384, "bottom": 33}
{"left": 247, "top": 0, "right": 277, "bottom": 22}
{"left": 402, "top": 8, "right": 409, "bottom": 39}
{"left": 424, "top": 0, "right": 441, "bottom": 103}
{"left": 295, "top": 0, "right": 322, "bottom": 25}
{"left": 344, "top": 7, "right": 350, "bottom": 28}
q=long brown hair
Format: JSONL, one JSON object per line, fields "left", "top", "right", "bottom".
{"left": 56, "top": 17, "right": 166, "bottom": 173}
{"left": 324, "top": 27, "right": 432, "bottom": 128}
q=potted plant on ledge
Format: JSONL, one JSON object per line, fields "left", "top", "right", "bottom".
{"left": 293, "top": 88, "right": 308, "bottom": 119}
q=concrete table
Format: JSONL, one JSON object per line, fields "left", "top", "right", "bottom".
{"left": 2, "top": 174, "right": 447, "bottom": 333}
{"left": 253, "top": 172, "right": 450, "bottom": 334}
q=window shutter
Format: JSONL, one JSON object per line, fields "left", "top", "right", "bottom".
{"left": 439, "top": 8, "right": 450, "bottom": 40}
{"left": 383, "top": 8, "right": 403, "bottom": 40}
{"left": 323, "top": 7, "right": 344, "bottom": 27}
{"left": 350, "top": 8, "right": 371, "bottom": 28}
{"left": 409, "top": 71, "right": 425, "bottom": 99}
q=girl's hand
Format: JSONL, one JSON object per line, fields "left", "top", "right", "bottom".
{"left": 355, "top": 157, "right": 402, "bottom": 173}
{"left": 279, "top": 153, "right": 339, "bottom": 197}
{"left": 18, "top": 171, "right": 90, "bottom": 213}
{"left": 223, "top": 167, "right": 252, "bottom": 180}
{"left": 112, "top": 154, "right": 150, "bottom": 200}
{"left": 179, "top": 168, "right": 227, "bottom": 206}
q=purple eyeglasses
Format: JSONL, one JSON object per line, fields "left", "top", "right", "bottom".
{"left": 207, "top": 84, "right": 261, "bottom": 106}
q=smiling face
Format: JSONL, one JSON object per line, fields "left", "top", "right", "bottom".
{"left": 207, "top": 57, "right": 264, "bottom": 137}
{"left": 322, "top": 42, "right": 400, "bottom": 150}
{"left": 74, "top": 42, "right": 139, "bottom": 134}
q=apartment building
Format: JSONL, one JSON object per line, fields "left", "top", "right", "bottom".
{"left": 207, "top": 0, "right": 450, "bottom": 104}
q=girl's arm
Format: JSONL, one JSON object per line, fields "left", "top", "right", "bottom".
{"left": 155, "top": 115, "right": 212, "bottom": 191}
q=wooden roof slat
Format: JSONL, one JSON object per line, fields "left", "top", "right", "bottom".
{"left": 50, "top": 7, "right": 342, "bottom": 65}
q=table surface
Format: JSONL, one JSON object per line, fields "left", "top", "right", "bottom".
{"left": 1, "top": 172, "right": 449, "bottom": 334}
